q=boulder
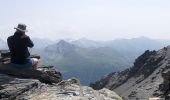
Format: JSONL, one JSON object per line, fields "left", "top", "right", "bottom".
{"left": 0, "top": 64, "right": 62, "bottom": 84}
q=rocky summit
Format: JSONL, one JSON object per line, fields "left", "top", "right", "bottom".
{"left": 0, "top": 50, "right": 122, "bottom": 100}
{"left": 90, "top": 46, "right": 170, "bottom": 100}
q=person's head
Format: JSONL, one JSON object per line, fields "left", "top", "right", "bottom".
{"left": 14, "top": 23, "right": 28, "bottom": 34}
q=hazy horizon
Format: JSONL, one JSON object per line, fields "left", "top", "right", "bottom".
{"left": 1, "top": 36, "right": 170, "bottom": 43}
{"left": 1, "top": 0, "right": 170, "bottom": 41}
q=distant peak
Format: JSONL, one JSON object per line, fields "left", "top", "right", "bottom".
{"left": 131, "top": 36, "right": 152, "bottom": 40}
{"left": 56, "top": 40, "right": 75, "bottom": 47}
{"left": 57, "top": 40, "right": 69, "bottom": 44}
{"left": 138, "top": 36, "right": 150, "bottom": 39}
{"left": 76, "top": 38, "right": 91, "bottom": 42}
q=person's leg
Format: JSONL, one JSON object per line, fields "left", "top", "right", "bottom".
{"left": 31, "top": 58, "right": 39, "bottom": 70}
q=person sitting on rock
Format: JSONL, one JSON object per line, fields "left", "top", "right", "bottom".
{"left": 7, "top": 23, "right": 39, "bottom": 69}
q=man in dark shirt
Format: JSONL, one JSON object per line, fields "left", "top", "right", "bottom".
{"left": 7, "top": 23, "right": 39, "bottom": 69}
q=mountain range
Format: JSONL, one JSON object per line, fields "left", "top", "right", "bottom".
{"left": 32, "top": 37, "right": 170, "bottom": 85}
{"left": 32, "top": 38, "right": 55, "bottom": 50}
{"left": 42, "top": 40, "right": 131, "bottom": 85}
{"left": 1, "top": 36, "right": 170, "bottom": 85}
{"left": 72, "top": 37, "right": 169, "bottom": 58}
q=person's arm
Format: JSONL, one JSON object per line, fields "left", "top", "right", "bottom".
{"left": 24, "top": 36, "right": 34, "bottom": 48}
{"left": 7, "top": 37, "right": 14, "bottom": 51}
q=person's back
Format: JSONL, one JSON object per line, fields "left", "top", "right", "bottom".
{"left": 7, "top": 23, "right": 39, "bottom": 69}
{"left": 7, "top": 31, "right": 34, "bottom": 64}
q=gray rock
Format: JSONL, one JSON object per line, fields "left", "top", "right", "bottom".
{"left": 0, "top": 64, "right": 62, "bottom": 84}
{"left": 17, "top": 79, "right": 122, "bottom": 100}
{"left": 0, "top": 74, "right": 122, "bottom": 100}
{"left": 91, "top": 46, "right": 170, "bottom": 99}
{"left": 0, "top": 74, "right": 40, "bottom": 99}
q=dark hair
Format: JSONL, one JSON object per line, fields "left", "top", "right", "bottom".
{"left": 14, "top": 31, "right": 24, "bottom": 36}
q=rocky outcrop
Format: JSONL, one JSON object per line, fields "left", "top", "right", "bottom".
{"left": 0, "top": 64, "right": 62, "bottom": 84}
{"left": 0, "top": 50, "right": 62, "bottom": 84}
{"left": 0, "top": 74, "right": 122, "bottom": 100}
{"left": 157, "top": 70, "right": 170, "bottom": 99}
{"left": 0, "top": 50, "right": 122, "bottom": 100}
{"left": 90, "top": 46, "right": 170, "bottom": 100}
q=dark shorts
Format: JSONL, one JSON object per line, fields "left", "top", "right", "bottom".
{"left": 12, "top": 58, "right": 37, "bottom": 68}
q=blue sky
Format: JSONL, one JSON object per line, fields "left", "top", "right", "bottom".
{"left": 1, "top": 0, "right": 170, "bottom": 41}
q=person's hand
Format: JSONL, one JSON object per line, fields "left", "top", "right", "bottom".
{"left": 21, "top": 34, "right": 28, "bottom": 39}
